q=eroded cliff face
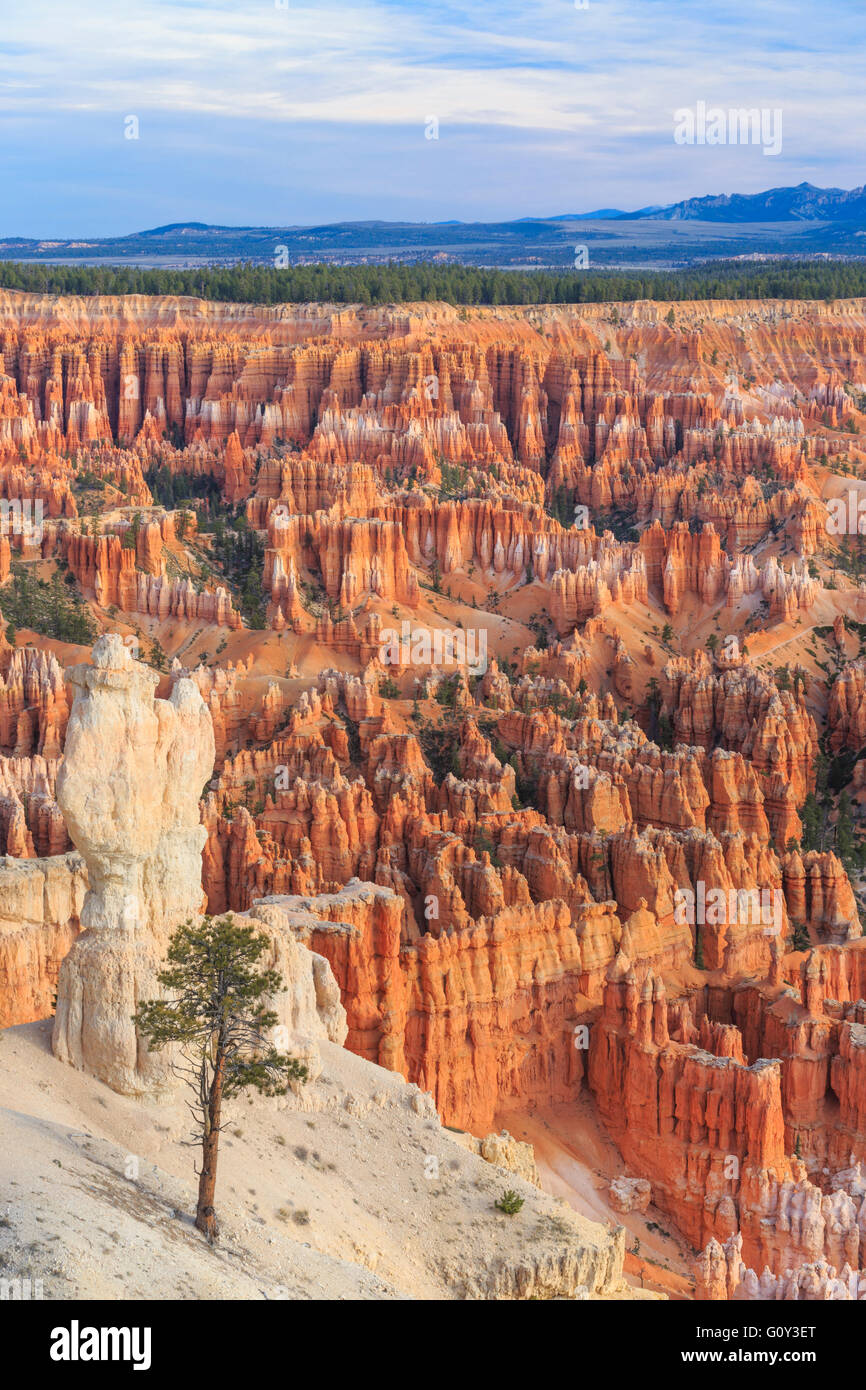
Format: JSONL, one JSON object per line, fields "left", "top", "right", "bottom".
{"left": 0, "top": 853, "right": 86, "bottom": 1027}
{"left": 829, "top": 658, "right": 866, "bottom": 753}
{"left": 587, "top": 942, "right": 866, "bottom": 1276}
{"left": 4, "top": 293, "right": 866, "bottom": 1296}
{"left": 177, "top": 669, "right": 859, "bottom": 1159}
{"left": 3, "top": 294, "right": 864, "bottom": 637}
{"left": 51, "top": 635, "right": 216, "bottom": 1092}
{"left": 694, "top": 1230, "right": 866, "bottom": 1301}
{"left": 48, "top": 636, "right": 351, "bottom": 1096}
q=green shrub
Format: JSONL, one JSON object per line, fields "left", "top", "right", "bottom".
{"left": 494, "top": 1189, "right": 524, "bottom": 1216}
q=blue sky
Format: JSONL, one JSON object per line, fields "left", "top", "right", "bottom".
{"left": 1, "top": 0, "right": 864, "bottom": 234}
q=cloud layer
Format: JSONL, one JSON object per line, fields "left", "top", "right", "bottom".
{"left": 2, "top": 0, "right": 864, "bottom": 233}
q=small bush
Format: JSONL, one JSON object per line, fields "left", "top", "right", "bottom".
{"left": 494, "top": 1189, "right": 524, "bottom": 1216}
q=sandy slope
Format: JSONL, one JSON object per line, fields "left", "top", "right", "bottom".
{"left": 498, "top": 1097, "right": 694, "bottom": 1300}
{"left": 0, "top": 1021, "right": 646, "bottom": 1302}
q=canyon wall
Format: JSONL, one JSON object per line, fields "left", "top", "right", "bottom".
{"left": 4, "top": 293, "right": 866, "bottom": 1297}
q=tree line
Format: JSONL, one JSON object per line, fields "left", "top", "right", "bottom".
{"left": 2, "top": 259, "right": 866, "bottom": 305}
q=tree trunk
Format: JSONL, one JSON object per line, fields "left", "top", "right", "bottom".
{"left": 196, "top": 1048, "right": 224, "bottom": 1244}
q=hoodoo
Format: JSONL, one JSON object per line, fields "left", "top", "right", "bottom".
{"left": 52, "top": 634, "right": 216, "bottom": 1092}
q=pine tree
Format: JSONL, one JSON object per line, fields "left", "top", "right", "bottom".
{"left": 836, "top": 790, "right": 854, "bottom": 866}
{"left": 800, "top": 792, "right": 822, "bottom": 852}
{"left": 657, "top": 713, "right": 675, "bottom": 751}
{"left": 148, "top": 637, "right": 168, "bottom": 673}
{"left": 695, "top": 924, "right": 705, "bottom": 970}
{"left": 122, "top": 511, "right": 141, "bottom": 550}
{"left": 134, "top": 915, "right": 309, "bottom": 1243}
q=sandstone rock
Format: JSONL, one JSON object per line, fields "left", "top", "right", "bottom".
{"left": 459, "top": 1130, "right": 542, "bottom": 1187}
{"left": 52, "top": 634, "right": 215, "bottom": 1093}
{"left": 0, "top": 852, "right": 86, "bottom": 1026}
{"left": 608, "top": 1176, "right": 652, "bottom": 1214}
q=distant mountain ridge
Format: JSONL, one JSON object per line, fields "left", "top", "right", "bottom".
{"left": 627, "top": 182, "right": 866, "bottom": 223}
{"left": 3, "top": 185, "right": 866, "bottom": 270}
{"left": 90, "top": 185, "right": 866, "bottom": 235}
{"left": 108, "top": 186, "right": 866, "bottom": 231}
{"left": 9, "top": 185, "right": 866, "bottom": 247}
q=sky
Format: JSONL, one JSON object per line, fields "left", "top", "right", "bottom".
{"left": 0, "top": 0, "right": 864, "bottom": 235}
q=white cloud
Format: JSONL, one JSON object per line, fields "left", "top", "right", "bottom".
{"left": 2, "top": 0, "right": 865, "bottom": 228}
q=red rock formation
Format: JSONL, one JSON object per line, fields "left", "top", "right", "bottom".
{"left": 0, "top": 647, "right": 69, "bottom": 759}
{"left": 60, "top": 527, "right": 241, "bottom": 628}
{"left": 4, "top": 292, "right": 866, "bottom": 1301}
{"left": 0, "top": 853, "right": 86, "bottom": 1027}
{"left": 695, "top": 1232, "right": 866, "bottom": 1300}
{"left": 829, "top": 658, "right": 866, "bottom": 752}
{"left": 0, "top": 754, "right": 68, "bottom": 856}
